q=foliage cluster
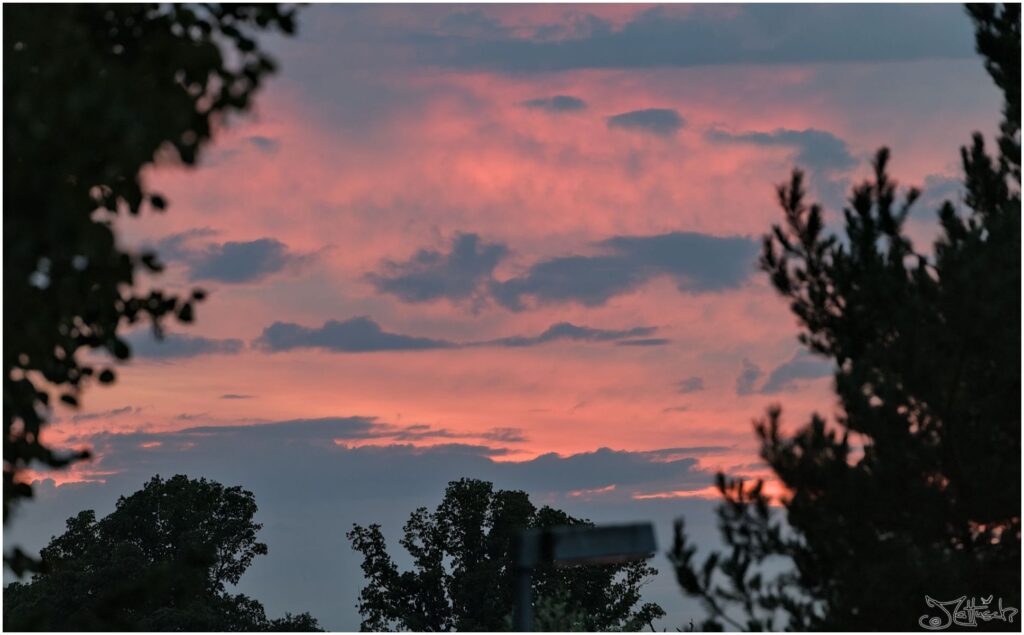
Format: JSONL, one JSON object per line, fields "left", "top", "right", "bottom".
{"left": 3, "top": 3, "right": 296, "bottom": 536}
{"left": 4, "top": 475, "right": 321, "bottom": 631}
{"left": 348, "top": 478, "right": 666, "bottom": 632}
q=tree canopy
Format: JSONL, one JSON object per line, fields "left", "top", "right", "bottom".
{"left": 670, "top": 4, "right": 1020, "bottom": 630}
{"left": 3, "top": 474, "right": 321, "bottom": 631}
{"left": 347, "top": 478, "right": 666, "bottom": 631}
{"left": 3, "top": 3, "right": 298, "bottom": 538}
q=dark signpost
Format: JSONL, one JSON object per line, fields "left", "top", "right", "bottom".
{"left": 512, "top": 522, "right": 658, "bottom": 631}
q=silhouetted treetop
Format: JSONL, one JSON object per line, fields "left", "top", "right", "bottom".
{"left": 4, "top": 474, "right": 321, "bottom": 631}
{"left": 348, "top": 478, "right": 666, "bottom": 631}
{"left": 671, "top": 3, "right": 1020, "bottom": 630}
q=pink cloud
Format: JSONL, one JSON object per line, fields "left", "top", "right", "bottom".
{"left": 61, "top": 18, "right": 994, "bottom": 499}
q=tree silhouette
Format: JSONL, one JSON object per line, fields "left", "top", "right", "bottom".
{"left": 3, "top": 4, "right": 298, "bottom": 542}
{"left": 347, "top": 478, "right": 666, "bottom": 631}
{"left": 669, "top": 4, "right": 1020, "bottom": 630}
{"left": 3, "top": 475, "right": 321, "bottom": 631}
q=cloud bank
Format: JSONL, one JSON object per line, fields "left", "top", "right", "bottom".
{"left": 156, "top": 229, "right": 314, "bottom": 284}
{"left": 254, "top": 318, "right": 666, "bottom": 353}
{"left": 760, "top": 350, "right": 834, "bottom": 394}
{"left": 412, "top": 4, "right": 975, "bottom": 72}
{"left": 707, "top": 128, "right": 856, "bottom": 172}
{"left": 607, "top": 109, "right": 685, "bottom": 136}
{"left": 365, "top": 233, "right": 507, "bottom": 305}
{"left": 735, "top": 358, "right": 763, "bottom": 396}
{"left": 492, "top": 232, "right": 759, "bottom": 310}
{"left": 368, "top": 231, "right": 758, "bottom": 311}
{"left": 254, "top": 317, "right": 455, "bottom": 353}
{"left": 126, "top": 330, "right": 245, "bottom": 359}
{"left": 520, "top": 95, "right": 587, "bottom": 112}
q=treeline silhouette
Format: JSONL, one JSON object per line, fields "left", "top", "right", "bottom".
{"left": 4, "top": 476, "right": 320, "bottom": 631}
{"left": 5, "top": 476, "right": 665, "bottom": 632}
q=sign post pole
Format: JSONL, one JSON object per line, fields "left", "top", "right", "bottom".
{"left": 511, "top": 523, "right": 657, "bottom": 632}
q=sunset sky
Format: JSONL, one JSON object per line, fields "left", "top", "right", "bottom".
{"left": 7, "top": 4, "right": 1002, "bottom": 629}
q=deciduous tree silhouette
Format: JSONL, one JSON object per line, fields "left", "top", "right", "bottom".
{"left": 669, "top": 4, "right": 1020, "bottom": 630}
{"left": 3, "top": 475, "right": 321, "bottom": 632}
{"left": 3, "top": 4, "right": 297, "bottom": 548}
{"left": 348, "top": 478, "right": 666, "bottom": 631}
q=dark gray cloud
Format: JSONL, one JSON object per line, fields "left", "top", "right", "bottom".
{"left": 254, "top": 317, "right": 666, "bottom": 353}
{"left": 676, "top": 376, "right": 704, "bottom": 394}
{"left": 369, "top": 231, "right": 756, "bottom": 310}
{"left": 491, "top": 232, "right": 758, "bottom": 310}
{"left": 379, "top": 423, "right": 526, "bottom": 446}
{"left": 708, "top": 127, "right": 859, "bottom": 213}
{"left": 366, "top": 233, "right": 507, "bottom": 305}
{"left": 481, "top": 322, "right": 658, "bottom": 347}
{"left": 155, "top": 230, "right": 314, "bottom": 284}
{"left": 731, "top": 351, "right": 833, "bottom": 395}
{"left": 220, "top": 394, "right": 255, "bottom": 400}
{"left": 63, "top": 417, "right": 525, "bottom": 451}
{"left": 254, "top": 317, "right": 455, "bottom": 353}
{"left": 708, "top": 128, "right": 856, "bottom": 172}
{"left": 616, "top": 338, "right": 671, "bottom": 347}
{"left": 126, "top": 330, "right": 244, "bottom": 359}
{"left": 506, "top": 446, "right": 717, "bottom": 495}
{"left": 521, "top": 95, "right": 587, "bottom": 112}
{"left": 478, "top": 427, "right": 528, "bottom": 443}
{"left": 490, "top": 323, "right": 668, "bottom": 348}
{"left": 735, "top": 358, "right": 763, "bottom": 396}
{"left": 416, "top": 4, "right": 974, "bottom": 72}
{"left": 197, "top": 136, "right": 280, "bottom": 166}
{"left": 438, "top": 9, "right": 508, "bottom": 38}
{"left": 247, "top": 135, "right": 280, "bottom": 154}
{"left": 67, "top": 418, "right": 725, "bottom": 505}
{"left": 760, "top": 350, "right": 834, "bottom": 394}
{"left": 915, "top": 173, "right": 966, "bottom": 213}
{"left": 607, "top": 109, "right": 684, "bottom": 136}
{"left": 48, "top": 419, "right": 726, "bottom": 528}
{"left": 256, "top": 4, "right": 982, "bottom": 142}
{"left": 70, "top": 406, "right": 138, "bottom": 423}
{"left": 175, "top": 413, "right": 207, "bottom": 421}
{"left": 189, "top": 238, "right": 311, "bottom": 283}
{"left": 154, "top": 227, "right": 219, "bottom": 260}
